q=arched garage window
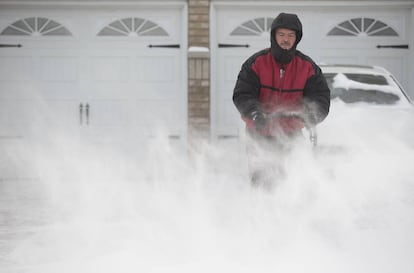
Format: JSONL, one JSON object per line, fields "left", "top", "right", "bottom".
{"left": 328, "top": 17, "right": 398, "bottom": 37}
{"left": 0, "top": 17, "right": 72, "bottom": 36}
{"left": 230, "top": 17, "right": 273, "bottom": 36}
{"left": 98, "top": 17, "right": 168, "bottom": 36}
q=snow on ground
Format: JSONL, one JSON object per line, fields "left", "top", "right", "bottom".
{"left": 1, "top": 101, "right": 414, "bottom": 273}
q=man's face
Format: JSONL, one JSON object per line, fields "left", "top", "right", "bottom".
{"left": 275, "top": 28, "right": 296, "bottom": 50}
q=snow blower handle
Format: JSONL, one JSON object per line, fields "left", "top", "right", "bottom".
{"left": 266, "top": 111, "right": 318, "bottom": 147}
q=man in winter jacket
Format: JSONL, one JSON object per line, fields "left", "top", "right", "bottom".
{"left": 233, "top": 12, "right": 330, "bottom": 187}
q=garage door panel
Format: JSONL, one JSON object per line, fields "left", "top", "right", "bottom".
{"left": 216, "top": 53, "right": 249, "bottom": 88}
{"left": 90, "top": 56, "right": 130, "bottom": 82}
{"left": 136, "top": 100, "right": 183, "bottom": 134}
{"left": 24, "top": 100, "right": 79, "bottom": 132}
{"left": 0, "top": 83, "right": 38, "bottom": 99}
{"left": 87, "top": 100, "right": 133, "bottom": 127}
{"left": 88, "top": 83, "right": 133, "bottom": 100}
{"left": 366, "top": 55, "right": 406, "bottom": 86}
{"left": 219, "top": 54, "right": 245, "bottom": 84}
{"left": 0, "top": 56, "right": 33, "bottom": 81}
{"left": 135, "top": 55, "right": 176, "bottom": 82}
{"left": 38, "top": 56, "right": 78, "bottom": 82}
{"left": 135, "top": 54, "right": 180, "bottom": 100}
{"left": 318, "top": 54, "right": 360, "bottom": 66}
{"left": 0, "top": 101, "right": 28, "bottom": 138}
{"left": 0, "top": 101, "right": 38, "bottom": 130}
{"left": 0, "top": 99, "right": 79, "bottom": 137}
{"left": 216, "top": 94, "right": 242, "bottom": 137}
{"left": 82, "top": 126, "right": 139, "bottom": 145}
{"left": 220, "top": 97, "right": 240, "bottom": 125}
{"left": 39, "top": 83, "right": 81, "bottom": 100}
{"left": 136, "top": 83, "right": 179, "bottom": 100}
{"left": 366, "top": 56, "right": 405, "bottom": 74}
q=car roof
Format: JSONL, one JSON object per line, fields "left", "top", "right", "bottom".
{"left": 319, "top": 64, "right": 390, "bottom": 75}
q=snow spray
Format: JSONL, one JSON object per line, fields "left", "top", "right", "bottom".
{"left": 1, "top": 101, "right": 414, "bottom": 273}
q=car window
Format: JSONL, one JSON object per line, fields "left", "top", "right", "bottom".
{"left": 331, "top": 88, "right": 400, "bottom": 104}
{"left": 323, "top": 72, "right": 401, "bottom": 105}
{"left": 344, "top": 73, "right": 388, "bottom": 85}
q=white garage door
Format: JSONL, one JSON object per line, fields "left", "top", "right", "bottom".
{"left": 211, "top": 4, "right": 412, "bottom": 139}
{"left": 0, "top": 4, "right": 186, "bottom": 179}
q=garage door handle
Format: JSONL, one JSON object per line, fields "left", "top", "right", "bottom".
{"left": 218, "top": 43, "right": 249, "bottom": 48}
{"left": 85, "top": 103, "right": 90, "bottom": 125}
{"left": 376, "top": 44, "right": 408, "bottom": 49}
{"left": 148, "top": 44, "right": 180, "bottom": 48}
{"left": 79, "top": 103, "right": 83, "bottom": 124}
{"left": 79, "top": 103, "right": 90, "bottom": 125}
{"left": 0, "top": 44, "right": 22, "bottom": 48}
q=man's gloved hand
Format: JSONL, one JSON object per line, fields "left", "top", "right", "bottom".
{"left": 303, "top": 102, "right": 320, "bottom": 127}
{"left": 251, "top": 111, "right": 266, "bottom": 131}
{"left": 304, "top": 112, "right": 318, "bottom": 128}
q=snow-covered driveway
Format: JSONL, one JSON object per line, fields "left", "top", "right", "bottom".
{"left": 1, "top": 101, "right": 414, "bottom": 273}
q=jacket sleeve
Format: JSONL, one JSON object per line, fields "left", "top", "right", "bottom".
{"left": 303, "top": 64, "right": 331, "bottom": 124}
{"left": 232, "top": 57, "right": 262, "bottom": 118}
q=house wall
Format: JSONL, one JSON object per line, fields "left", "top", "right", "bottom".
{"left": 188, "top": 0, "right": 210, "bottom": 140}
{"left": 0, "top": 0, "right": 413, "bottom": 142}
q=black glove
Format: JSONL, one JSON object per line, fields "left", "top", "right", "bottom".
{"left": 304, "top": 112, "right": 318, "bottom": 128}
{"left": 251, "top": 111, "right": 266, "bottom": 131}
{"left": 303, "top": 102, "right": 319, "bottom": 127}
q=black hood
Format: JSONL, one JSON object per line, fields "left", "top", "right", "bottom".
{"left": 270, "top": 13, "right": 303, "bottom": 64}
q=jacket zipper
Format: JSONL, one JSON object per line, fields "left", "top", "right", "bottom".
{"left": 279, "top": 64, "right": 285, "bottom": 90}
{"left": 280, "top": 65, "right": 285, "bottom": 79}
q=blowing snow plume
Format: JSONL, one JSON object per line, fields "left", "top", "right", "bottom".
{"left": 1, "top": 101, "right": 414, "bottom": 273}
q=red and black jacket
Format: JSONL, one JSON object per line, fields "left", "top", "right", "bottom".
{"left": 233, "top": 49, "right": 330, "bottom": 136}
{"left": 233, "top": 13, "right": 330, "bottom": 137}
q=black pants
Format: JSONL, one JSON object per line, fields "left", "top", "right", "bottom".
{"left": 246, "top": 129, "right": 302, "bottom": 190}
